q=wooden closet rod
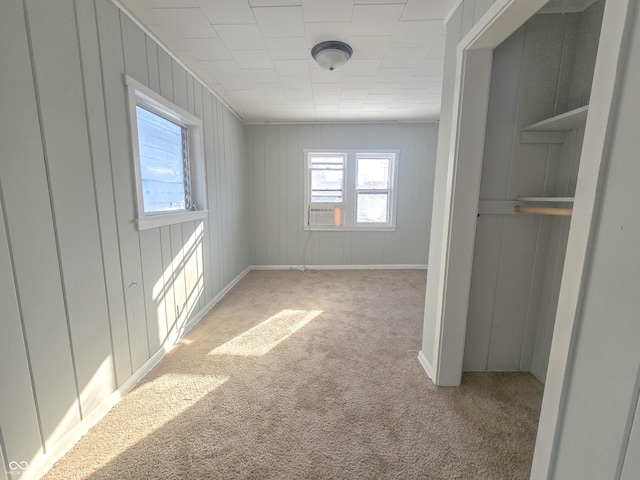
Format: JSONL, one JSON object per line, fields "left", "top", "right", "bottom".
{"left": 515, "top": 206, "right": 572, "bottom": 217}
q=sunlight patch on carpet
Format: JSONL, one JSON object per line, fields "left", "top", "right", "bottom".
{"left": 209, "top": 309, "right": 322, "bottom": 357}
{"left": 78, "top": 373, "right": 228, "bottom": 476}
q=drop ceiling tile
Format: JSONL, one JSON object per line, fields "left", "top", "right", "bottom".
{"left": 231, "top": 50, "right": 274, "bottom": 69}
{"left": 192, "top": 68, "right": 221, "bottom": 84}
{"left": 314, "top": 95, "right": 340, "bottom": 105}
{"left": 340, "top": 89, "right": 368, "bottom": 99}
{"left": 381, "top": 48, "right": 427, "bottom": 68}
{"left": 414, "top": 57, "right": 444, "bottom": 75}
{"left": 343, "top": 59, "right": 381, "bottom": 76}
{"left": 350, "top": 4, "right": 404, "bottom": 36}
{"left": 354, "top": 0, "right": 406, "bottom": 4}
{"left": 121, "top": 0, "right": 164, "bottom": 24}
{"left": 243, "top": 68, "right": 280, "bottom": 83}
{"left": 265, "top": 37, "right": 308, "bottom": 60}
{"left": 301, "top": 0, "right": 354, "bottom": 22}
{"left": 178, "top": 38, "right": 233, "bottom": 60}
{"left": 369, "top": 82, "right": 403, "bottom": 94}
{"left": 253, "top": 6, "right": 305, "bottom": 37}
{"left": 424, "top": 35, "right": 445, "bottom": 58}
{"left": 390, "top": 20, "right": 441, "bottom": 48}
{"left": 217, "top": 76, "right": 254, "bottom": 90}
{"left": 374, "top": 68, "right": 412, "bottom": 83}
{"left": 405, "top": 74, "right": 439, "bottom": 89}
{"left": 281, "top": 76, "right": 313, "bottom": 89}
{"left": 150, "top": 8, "right": 218, "bottom": 38}
{"left": 249, "top": 0, "right": 301, "bottom": 6}
{"left": 365, "top": 94, "right": 395, "bottom": 104}
{"left": 196, "top": 60, "right": 244, "bottom": 76}
{"left": 197, "top": 0, "right": 255, "bottom": 24}
{"left": 312, "top": 83, "right": 341, "bottom": 94}
{"left": 347, "top": 36, "right": 391, "bottom": 59}
{"left": 315, "top": 105, "right": 339, "bottom": 112}
{"left": 261, "top": 94, "right": 288, "bottom": 104}
{"left": 229, "top": 90, "right": 262, "bottom": 100}
{"left": 253, "top": 83, "right": 285, "bottom": 94}
{"left": 310, "top": 67, "right": 344, "bottom": 84}
{"left": 286, "top": 90, "right": 313, "bottom": 99}
{"left": 420, "top": 93, "right": 442, "bottom": 104}
{"left": 401, "top": 0, "right": 457, "bottom": 20}
{"left": 396, "top": 88, "right": 425, "bottom": 99}
{"left": 273, "top": 59, "right": 309, "bottom": 76}
{"left": 304, "top": 22, "right": 351, "bottom": 48}
{"left": 147, "top": 24, "right": 189, "bottom": 50}
{"left": 150, "top": 0, "right": 199, "bottom": 7}
{"left": 339, "top": 99, "right": 365, "bottom": 108}
{"left": 214, "top": 25, "right": 266, "bottom": 49}
{"left": 342, "top": 75, "right": 374, "bottom": 89}
{"left": 361, "top": 104, "right": 386, "bottom": 111}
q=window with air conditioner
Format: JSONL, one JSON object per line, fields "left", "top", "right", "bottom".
{"left": 304, "top": 150, "right": 399, "bottom": 231}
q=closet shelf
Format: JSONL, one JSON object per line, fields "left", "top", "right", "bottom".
{"left": 517, "top": 196, "right": 575, "bottom": 203}
{"left": 523, "top": 105, "right": 589, "bottom": 132}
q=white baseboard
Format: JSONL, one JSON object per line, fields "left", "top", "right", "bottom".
{"left": 27, "top": 266, "right": 251, "bottom": 480}
{"left": 418, "top": 350, "right": 435, "bottom": 383}
{"left": 251, "top": 264, "right": 428, "bottom": 270}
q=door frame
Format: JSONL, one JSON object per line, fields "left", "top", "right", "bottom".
{"left": 428, "top": 0, "right": 632, "bottom": 477}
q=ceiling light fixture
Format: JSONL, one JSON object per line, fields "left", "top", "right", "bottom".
{"left": 311, "top": 41, "right": 353, "bottom": 71}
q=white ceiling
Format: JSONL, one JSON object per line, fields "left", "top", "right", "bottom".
{"left": 118, "top": 0, "right": 458, "bottom": 124}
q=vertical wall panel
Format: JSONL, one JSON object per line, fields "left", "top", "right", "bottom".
{"left": 75, "top": 0, "right": 131, "bottom": 387}
{"left": 621, "top": 395, "right": 640, "bottom": 480}
{"left": 1, "top": 0, "right": 80, "bottom": 448}
{"left": 95, "top": 0, "right": 149, "bottom": 372}
{"left": 202, "top": 92, "right": 223, "bottom": 294}
{"left": 248, "top": 122, "right": 437, "bottom": 267}
{"left": 0, "top": 189, "right": 42, "bottom": 473}
{"left": 120, "top": 9, "right": 166, "bottom": 356}
{"left": 145, "top": 36, "right": 160, "bottom": 93}
{"left": 2, "top": 1, "right": 253, "bottom": 475}
{"left": 28, "top": 0, "right": 115, "bottom": 418}
{"left": 465, "top": 4, "right": 605, "bottom": 378}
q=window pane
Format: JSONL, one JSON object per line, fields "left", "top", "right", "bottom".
{"left": 310, "top": 155, "right": 344, "bottom": 169}
{"left": 311, "top": 169, "right": 343, "bottom": 202}
{"left": 136, "top": 106, "right": 187, "bottom": 212}
{"left": 357, "top": 193, "right": 388, "bottom": 223}
{"left": 357, "top": 158, "right": 390, "bottom": 189}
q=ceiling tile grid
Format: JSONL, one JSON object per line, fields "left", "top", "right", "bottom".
{"left": 120, "top": 0, "right": 457, "bottom": 123}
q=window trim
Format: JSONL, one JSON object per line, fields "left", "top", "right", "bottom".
{"left": 125, "top": 75, "right": 207, "bottom": 230}
{"left": 303, "top": 149, "right": 399, "bottom": 232}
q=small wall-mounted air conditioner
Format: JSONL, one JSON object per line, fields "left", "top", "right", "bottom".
{"left": 309, "top": 206, "right": 342, "bottom": 226}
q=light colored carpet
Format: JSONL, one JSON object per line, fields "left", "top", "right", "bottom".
{"left": 44, "top": 269, "right": 543, "bottom": 479}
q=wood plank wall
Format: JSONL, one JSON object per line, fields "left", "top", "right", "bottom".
{"left": 247, "top": 123, "right": 438, "bottom": 267}
{"left": 0, "top": 0, "right": 251, "bottom": 473}
{"left": 463, "top": 1, "right": 604, "bottom": 381}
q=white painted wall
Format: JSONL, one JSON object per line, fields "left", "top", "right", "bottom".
{"left": 247, "top": 123, "right": 438, "bottom": 267}
{"left": 549, "top": 2, "right": 640, "bottom": 476}
{"left": 464, "top": 2, "right": 603, "bottom": 381}
{"left": 0, "top": 0, "right": 251, "bottom": 476}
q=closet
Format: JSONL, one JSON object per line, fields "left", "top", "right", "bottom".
{"left": 464, "top": 0, "right": 605, "bottom": 382}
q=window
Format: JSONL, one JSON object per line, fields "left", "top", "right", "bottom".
{"left": 304, "top": 150, "right": 399, "bottom": 231}
{"left": 125, "top": 75, "right": 207, "bottom": 230}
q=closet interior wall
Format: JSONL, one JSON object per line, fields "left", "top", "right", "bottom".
{"left": 464, "top": 0, "right": 605, "bottom": 382}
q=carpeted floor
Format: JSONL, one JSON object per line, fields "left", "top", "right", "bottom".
{"left": 44, "top": 269, "right": 543, "bottom": 479}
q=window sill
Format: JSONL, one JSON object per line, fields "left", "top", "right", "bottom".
{"left": 136, "top": 210, "right": 208, "bottom": 230}
{"left": 304, "top": 225, "right": 396, "bottom": 232}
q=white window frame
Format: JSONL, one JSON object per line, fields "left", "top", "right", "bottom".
{"left": 303, "top": 149, "right": 399, "bottom": 231}
{"left": 125, "top": 75, "right": 207, "bottom": 230}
